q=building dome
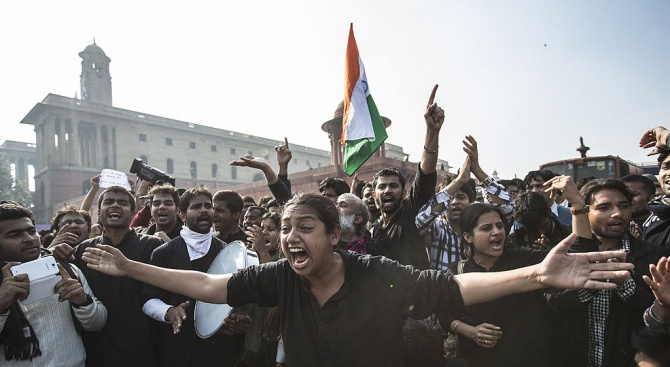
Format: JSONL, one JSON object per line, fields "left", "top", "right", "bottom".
{"left": 83, "top": 42, "right": 105, "bottom": 54}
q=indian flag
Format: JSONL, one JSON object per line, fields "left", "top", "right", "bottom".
{"left": 341, "top": 24, "right": 388, "bottom": 176}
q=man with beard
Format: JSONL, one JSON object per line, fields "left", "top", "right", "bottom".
{"left": 416, "top": 136, "right": 511, "bottom": 271}
{"left": 141, "top": 187, "right": 251, "bottom": 367}
{"left": 549, "top": 179, "right": 670, "bottom": 367}
{"left": 336, "top": 193, "right": 387, "bottom": 256}
{"left": 139, "top": 184, "right": 183, "bottom": 243}
{"left": 362, "top": 183, "right": 380, "bottom": 228}
{"left": 48, "top": 205, "right": 92, "bottom": 261}
{"left": 70, "top": 186, "right": 163, "bottom": 367}
{"left": 370, "top": 89, "right": 445, "bottom": 270}
{"left": 212, "top": 190, "right": 249, "bottom": 244}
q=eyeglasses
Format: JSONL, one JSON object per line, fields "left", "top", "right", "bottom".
{"left": 60, "top": 219, "right": 87, "bottom": 226}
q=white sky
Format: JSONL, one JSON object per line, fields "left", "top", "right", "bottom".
{"left": 1, "top": 0, "right": 667, "bottom": 179}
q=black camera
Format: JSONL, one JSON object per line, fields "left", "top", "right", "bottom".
{"left": 129, "top": 158, "right": 176, "bottom": 186}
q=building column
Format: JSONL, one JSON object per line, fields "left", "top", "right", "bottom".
{"left": 95, "top": 125, "right": 103, "bottom": 168}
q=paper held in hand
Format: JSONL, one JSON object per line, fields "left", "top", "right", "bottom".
{"left": 99, "top": 169, "right": 132, "bottom": 190}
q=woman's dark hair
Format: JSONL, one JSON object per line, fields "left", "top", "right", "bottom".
{"left": 459, "top": 203, "right": 507, "bottom": 258}
{"left": 283, "top": 193, "right": 339, "bottom": 234}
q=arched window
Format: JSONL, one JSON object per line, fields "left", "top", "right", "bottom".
{"left": 252, "top": 172, "right": 264, "bottom": 182}
{"left": 190, "top": 162, "right": 197, "bottom": 179}
{"left": 212, "top": 164, "right": 218, "bottom": 178}
{"left": 166, "top": 159, "right": 174, "bottom": 174}
{"left": 140, "top": 155, "right": 148, "bottom": 164}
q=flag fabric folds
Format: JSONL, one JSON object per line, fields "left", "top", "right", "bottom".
{"left": 341, "top": 24, "right": 387, "bottom": 176}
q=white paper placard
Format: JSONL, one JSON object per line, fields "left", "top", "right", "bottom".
{"left": 99, "top": 169, "right": 132, "bottom": 190}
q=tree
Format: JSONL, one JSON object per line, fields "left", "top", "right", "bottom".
{"left": 0, "top": 153, "right": 32, "bottom": 207}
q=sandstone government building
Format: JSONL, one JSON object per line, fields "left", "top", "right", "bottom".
{"left": 5, "top": 42, "right": 450, "bottom": 224}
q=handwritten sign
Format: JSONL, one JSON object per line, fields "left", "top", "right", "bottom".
{"left": 99, "top": 169, "right": 132, "bottom": 190}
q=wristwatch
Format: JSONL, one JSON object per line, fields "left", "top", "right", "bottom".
{"left": 480, "top": 177, "right": 494, "bottom": 188}
{"left": 73, "top": 294, "right": 94, "bottom": 308}
{"left": 570, "top": 206, "right": 589, "bottom": 215}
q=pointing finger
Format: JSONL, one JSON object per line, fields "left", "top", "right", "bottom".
{"left": 57, "top": 263, "right": 71, "bottom": 280}
{"left": 284, "top": 137, "right": 289, "bottom": 149}
{"left": 427, "top": 84, "right": 438, "bottom": 109}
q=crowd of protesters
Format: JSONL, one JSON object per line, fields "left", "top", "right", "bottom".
{"left": 0, "top": 91, "right": 668, "bottom": 367}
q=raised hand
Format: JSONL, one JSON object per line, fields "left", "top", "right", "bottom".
{"left": 462, "top": 135, "right": 479, "bottom": 168}
{"left": 0, "top": 263, "right": 30, "bottom": 311}
{"left": 424, "top": 84, "right": 444, "bottom": 132}
{"left": 644, "top": 257, "right": 670, "bottom": 309}
{"left": 640, "top": 126, "right": 670, "bottom": 156}
{"left": 82, "top": 245, "right": 131, "bottom": 277}
{"left": 166, "top": 301, "right": 190, "bottom": 334}
{"left": 91, "top": 175, "right": 101, "bottom": 189}
{"left": 537, "top": 233, "right": 633, "bottom": 289}
{"left": 544, "top": 175, "right": 581, "bottom": 203}
{"left": 275, "top": 137, "right": 292, "bottom": 166}
{"left": 230, "top": 155, "right": 270, "bottom": 170}
{"left": 54, "top": 263, "right": 88, "bottom": 305}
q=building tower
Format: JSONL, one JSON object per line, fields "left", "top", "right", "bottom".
{"left": 79, "top": 40, "right": 112, "bottom": 105}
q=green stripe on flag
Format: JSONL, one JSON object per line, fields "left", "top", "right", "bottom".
{"left": 343, "top": 95, "right": 388, "bottom": 176}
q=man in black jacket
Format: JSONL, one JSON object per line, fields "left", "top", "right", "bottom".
{"left": 550, "top": 179, "right": 670, "bottom": 367}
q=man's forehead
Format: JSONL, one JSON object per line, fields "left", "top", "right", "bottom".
{"left": 60, "top": 213, "right": 84, "bottom": 221}
{"left": 530, "top": 177, "right": 546, "bottom": 184}
{"left": 103, "top": 191, "right": 129, "bottom": 200}
{"left": 376, "top": 176, "right": 401, "bottom": 186}
{"left": 189, "top": 195, "right": 212, "bottom": 206}
{"left": 592, "top": 189, "right": 628, "bottom": 203}
{"left": 153, "top": 193, "right": 174, "bottom": 201}
{"left": 0, "top": 217, "right": 34, "bottom": 234}
{"left": 246, "top": 208, "right": 262, "bottom": 216}
{"left": 213, "top": 200, "right": 228, "bottom": 209}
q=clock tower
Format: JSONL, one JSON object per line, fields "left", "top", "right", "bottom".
{"left": 79, "top": 40, "right": 112, "bottom": 105}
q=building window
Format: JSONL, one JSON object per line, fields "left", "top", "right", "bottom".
{"left": 318, "top": 162, "right": 321, "bottom": 167}
{"left": 139, "top": 134, "right": 147, "bottom": 142}
{"left": 190, "top": 142, "right": 196, "bottom": 149}
{"left": 248, "top": 151, "right": 253, "bottom": 156}
{"left": 140, "top": 155, "right": 148, "bottom": 164}
{"left": 212, "top": 164, "right": 218, "bottom": 177}
{"left": 231, "top": 166, "right": 237, "bottom": 180}
{"left": 167, "top": 159, "right": 174, "bottom": 174}
{"left": 190, "top": 162, "right": 197, "bottom": 179}
{"left": 306, "top": 160, "right": 310, "bottom": 166}
{"left": 293, "top": 158, "right": 298, "bottom": 164}
{"left": 230, "top": 148, "right": 236, "bottom": 155}
{"left": 211, "top": 145, "right": 217, "bottom": 152}
{"left": 166, "top": 138, "right": 172, "bottom": 146}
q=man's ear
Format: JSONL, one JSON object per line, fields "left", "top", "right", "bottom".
{"left": 179, "top": 211, "right": 187, "bottom": 222}
{"left": 354, "top": 215, "right": 364, "bottom": 225}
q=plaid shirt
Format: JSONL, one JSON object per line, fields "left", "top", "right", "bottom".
{"left": 415, "top": 180, "right": 513, "bottom": 272}
{"left": 577, "top": 234, "right": 635, "bottom": 367}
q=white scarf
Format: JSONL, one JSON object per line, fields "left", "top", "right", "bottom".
{"left": 180, "top": 227, "right": 213, "bottom": 261}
